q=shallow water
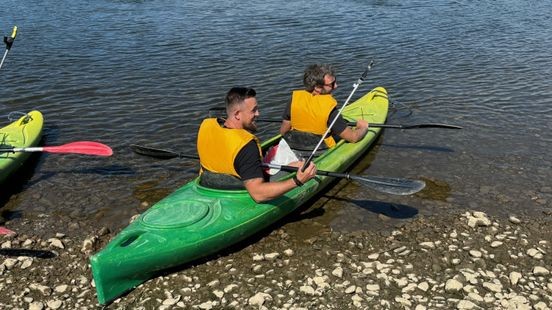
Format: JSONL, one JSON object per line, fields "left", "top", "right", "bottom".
{"left": 1, "top": 0, "right": 551, "bottom": 233}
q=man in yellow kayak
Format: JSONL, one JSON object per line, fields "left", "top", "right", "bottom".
{"left": 197, "top": 87, "right": 317, "bottom": 202}
{"left": 279, "top": 64, "right": 369, "bottom": 148}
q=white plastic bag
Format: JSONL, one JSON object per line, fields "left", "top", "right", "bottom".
{"left": 263, "top": 138, "right": 299, "bottom": 175}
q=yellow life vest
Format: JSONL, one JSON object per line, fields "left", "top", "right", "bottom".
{"left": 290, "top": 90, "right": 337, "bottom": 148}
{"left": 197, "top": 118, "right": 261, "bottom": 178}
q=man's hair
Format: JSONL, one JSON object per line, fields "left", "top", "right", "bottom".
{"left": 225, "top": 87, "right": 256, "bottom": 114}
{"left": 303, "top": 64, "right": 335, "bottom": 92}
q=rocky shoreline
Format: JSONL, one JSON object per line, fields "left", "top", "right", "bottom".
{"left": 1, "top": 210, "right": 551, "bottom": 309}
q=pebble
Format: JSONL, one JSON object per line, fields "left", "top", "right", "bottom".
{"left": 509, "top": 272, "right": 522, "bottom": 286}
{"left": 198, "top": 301, "right": 214, "bottom": 309}
{"left": 28, "top": 302, "right": 44, "bottom": 310}
{"left": 20, "top": 258, "right": 33, "bottom": 269}
{"left": 264, "top": 252, "right": 279, "bottom": 260}
{"left": 46, "top": 300, "right": 63, "bottom": 309}
{"left": 418, "top": 282, "right": 429, "bottom": 292}
{"left": 332, "top": 266, "right": 343, "bottom": 278}
{"left": 527, "top": 248, "right": 543, "bottom": 259}
{"left": 365, "top": 284, "right": 380, "bottom": 291}
{"left": 509, "top": 216, "right": 521, "bottom": 224}
{"left": 223, "top": 284, "right": 238, "bottom": 293}
{"left": 47, "top": 238, "right": 65, "bottom": 249}
{"left": 345, "top": 285, "right": 356, "bottom": 294}
{"left": 457, "top": 299, "right": 478, "bottom": 309}
{"left": 482, "top": 282, "right": 502, "bottom": 293}
{"left": 532, "top": 266, "right": 549, "bottom": 276}
{"left": 445, "top": 279, "right": 463, "bottom": 292}
{"left": 299, "top": 286, "right": 315, "bottom": 295}
{"left": 2, "top": 210, "right": 552, "bottom": 310}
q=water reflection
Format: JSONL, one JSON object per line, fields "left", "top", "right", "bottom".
{"left": 1, "top": 0, "right": 551, "bottom": 232}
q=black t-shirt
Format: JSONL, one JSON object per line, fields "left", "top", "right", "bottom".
{"left": 282, "top": 101, "right": 348, "bottom": 135}
{"left": 234, "top": 140, "right": 264, "bottom": 181}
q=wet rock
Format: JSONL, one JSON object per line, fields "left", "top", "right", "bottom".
{"left": 264, "top": 252, "right": 279, "bottom": 260}
{"left": 467, "top": 211, "right": 491, "bottom": 228}
{"left": 509, "top": 272, "right": 522, "bottom": 286}
{"left": 81, "top": 236, "right": 98, "bottom": 254}
{"left": 20, "top": 257, "right": 33, "bottom": 269}
{"left": 248, "top": 292, "right": 272, "bottom": 307}
{"left": 29, "top": 283, "right": 52, "bottom": 296}
{"left": 445, "top": 279, "right": 463, "bottom": 292}
{"left": 457, "top": 299, "right": 478, "bottom": 309}
{"left": 3, "top": 258, "right": 18, "bottom": 269}
{"left": 46, "top": 299, "right": 62, "bottom": 309}
{"left": 162, "top": 295, "right": 181, "bottom": 305}
{"left": 532, "top": 266, "right": 549, "bottom": 276}
{"left": 223, "top": 284, "right": 238, "bottom": 293}
{"left": 299, "top": 285, "right": 315, "bottom": 295}
{"left": 365, "top": 284, "right": 380, "bottom": 292}
{"left": 47, "top": 238, "right": 64, "bottom": 249}
{"left": 28, "top": 301, "right": 44, "bottom": 310}
{"left": 482, "top": 281, "right": 502, "bottom": 293}
{"left": 332, "top": 266, "right": 343, "bottom": 278}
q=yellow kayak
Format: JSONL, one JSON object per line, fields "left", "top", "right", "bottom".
{"left": 0, "top": 111, "right": 43, "bottom": 184}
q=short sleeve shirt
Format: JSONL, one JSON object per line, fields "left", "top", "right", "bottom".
{"left": 234, "top": 140, "right": 265, "bottom": 181}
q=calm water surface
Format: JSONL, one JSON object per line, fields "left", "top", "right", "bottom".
{"left": 1, "top": 0, "right": 551, "bottom": 233}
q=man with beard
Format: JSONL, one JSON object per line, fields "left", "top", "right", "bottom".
{"left": 197, "top": 87, "right": 317, "bottom": 202}
{"left": 279, "top": 64, "right": 369, "bottom": 148}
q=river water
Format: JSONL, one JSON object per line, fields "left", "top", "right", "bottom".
{"left": 1, "top": 0, "right": 551, "bottom": 234}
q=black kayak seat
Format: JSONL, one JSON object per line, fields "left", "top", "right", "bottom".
{"left": 199, "top": 170, "right": 245, "bottom": 190}
{"left": 282, "top": 130, "right": 331, "bottom": 158}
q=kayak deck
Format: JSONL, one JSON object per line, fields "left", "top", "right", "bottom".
{"left": 0, "top": 111, "right": 43, "bottom": 184}
{"left": 90, "top": 87, "right": 389, "bottom": 304}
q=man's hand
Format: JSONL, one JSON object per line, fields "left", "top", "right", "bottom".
{"left": 296, "top": 161, "right": 317, "bottom": 184}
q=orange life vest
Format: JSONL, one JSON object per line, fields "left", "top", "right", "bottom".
{"left": 197, "top": 118, "right": 261, "bottom": 178}
{"left": 290, "top": 90, "right": 337, "bottom": 148}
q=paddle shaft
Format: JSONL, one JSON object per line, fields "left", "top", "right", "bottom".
{"left": 266, "top": 163, "right": 359, "bottom": 181}
{"left": 1, "top": 26, "right": 17, "bottom": 70}
{"left": 130, "top": 144, "right": 426, "bottom": 195}
{"left": 302, "top": 61, "right": 374, "bottom": 171}
{"left": 257, "top": 118, "right": 462, "bottom": 129}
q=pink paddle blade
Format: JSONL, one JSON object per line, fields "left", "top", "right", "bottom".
{"left": 42, "top": 141, "right": 113, "bottom": 156}
{"left": 0, "top": 226, "right": 15, "bottom": 235}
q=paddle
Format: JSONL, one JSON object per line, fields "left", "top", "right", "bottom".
{"left": 0, "top": 26, "right": 17, "bottom": 70}
{"left": 252, "top": 117, "right": 462, "bottom": 130}
{"left": 0, "top": 226, "right": 15, "bottom": 235}
{"left": 0, "top": 141, "right": 113, "bottom": 156}
{"left": 208, "top": 107, "right": 462, "bottom": 130}
{"left": 302, "top": 61, "right": 374, "bottom": 171}
{"left": 130, "top": 144, "right": 426, "bottom": 195}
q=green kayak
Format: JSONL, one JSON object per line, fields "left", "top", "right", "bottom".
{"left": 90, "top": 87, "right": 389, "bottom": 304}
{"left": 0, "top": 111, "right": 44, "bottom": 184}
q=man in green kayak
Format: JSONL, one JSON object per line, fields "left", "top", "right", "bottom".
{"left": 279, "top": 64, "right": 369, "bottom": 148}
{"left": 197, "top": 87, "right": 317, "bottom": 202}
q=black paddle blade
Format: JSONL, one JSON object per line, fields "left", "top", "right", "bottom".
{"left": 130, "top": 144, "right": 180, "bottom": 159}
{"left": 350, "top": 175, "right": 426, "bottom": 195}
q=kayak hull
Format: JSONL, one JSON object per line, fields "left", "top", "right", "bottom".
{"left": 90, "top": 87, "right": 389, "bottom": 304}
{"left": 0, "top": 111, "right": 44, "bottom": 184}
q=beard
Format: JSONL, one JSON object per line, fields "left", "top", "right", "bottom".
{"left": 244, "top": 119, "right": 258, "bottom": 133}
